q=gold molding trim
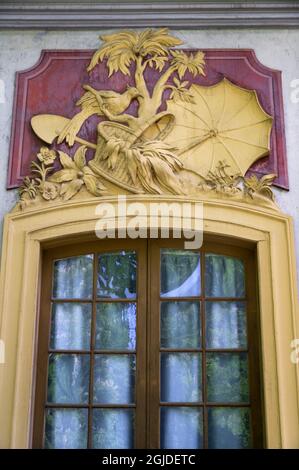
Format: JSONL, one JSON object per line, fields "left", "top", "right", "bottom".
{"left": 0, "top": 195, "right": 298, "bottom": 448}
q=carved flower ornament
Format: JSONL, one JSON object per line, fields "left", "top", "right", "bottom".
{"left": 37, "top": 146, "right": 56, "bottom": 165}
{"left": 19, "top": 145, "right": 107, "bottom": 208}
{"left": 49, "top": 146, "right": 106, "bottom": 200}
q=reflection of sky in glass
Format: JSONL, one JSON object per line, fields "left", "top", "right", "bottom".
{"left": 161, "top": 353, "right": 202, "bottom": 403}
{"left": 53, "top": 255, "right": 93, "bottom": 299}
{"left": 92, "top": 409, "right": 134, "bottom": 449}
{"left": 161, "top": 407, "right": 203, "bottom": 449}
{"left": 127, "top": 305, "right": 136, "bottom": 349}
{"left": 50, "top": 303, "right": 91, "bottom": 350}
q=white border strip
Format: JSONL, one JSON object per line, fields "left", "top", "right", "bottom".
{"left": 0, "top": 2, "right": 299, "bottom": 29}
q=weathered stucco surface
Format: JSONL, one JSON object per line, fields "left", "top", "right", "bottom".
{"left": 0, "top": 29, "right": 298, "bottom": 288}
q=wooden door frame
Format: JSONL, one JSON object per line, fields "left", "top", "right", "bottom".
{"left": 32, "top": 239, "right": 148, "bottom": 448}
{"left": 33, "top": 237, "right": 263, "bottom": 448}
{"left": 148, "top": 238, "right": 263, "bottom": 449}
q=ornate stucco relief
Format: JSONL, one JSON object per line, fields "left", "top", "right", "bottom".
{"left": 18, "top": 29, "right": 277, "bottom": 210}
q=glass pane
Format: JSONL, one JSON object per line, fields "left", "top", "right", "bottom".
{"left": 53, "top": 255, "right": 93, "bottom": 299}
{"left": 97, "top": 251, "right": 136, "bottom": 299}
{"left": 161, "top": 353, "right": 202, "bottom": 402}
{"left": 161, "top": 301, "right": 201, "bottom": 349}
{"left": 205, "top": 254, "right": 245, "bottom": 298}
{"left": 208, "top": 407, "right": 251, "bottom": 449}
{"left": 96, "top": 303, "right": 136, "bottom": 350}
{"left": 161, "top": 407, "right": 203, "bottom": 449}
{"left": 47, "top": 354, "right": 90, "bottom": 404}
{"left": 206, "top": 353, "right": 249, "bottom": 403}
{"left": 45, "top": 408, "right": 88, "bottom": 449}
{"left": 161, "top": 250, "right": 200, "bottom": 297}
{"left": 50, "top": 303, "right": 92, "bottom": 350}
{"left": 206, "top": 301, "right": 247, "bottom": 349}
{"left": 93, "top": 355, "right": 135, "bottom": 404}
{"left": 92, "top": 409, "right": 134, "bottom": 449}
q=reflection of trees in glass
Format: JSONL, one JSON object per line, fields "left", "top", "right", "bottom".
{"left": 92, "top": 409, "right": 134, "bottom": 449}
{"left": 47, "top": 250, "right": 138, "bottom": 448}
{"left": 205, "top": 301, "right": 247, "bottom": 349}
{"left": 93, "top": 355, "right": 136, "bottom": 404}
{"left": 206, "top": 353, "right": 249, "bottom": 403}
{"left": 205, "top": 254, "right": 245, "bottom": 298}
{"left": 208, "top": 407, "right": 251, "bottom": 449}
{"left": 161, "top": 301, "right": 201, "bottom": 348}
{"left": 53, "top": 255, "right": 93, "bottom": 299}
{"left": 161, "top": 407, "right": 203, "bottom": 449}
{"left": 47, "top": 354, "right": 90, "bottom": 404}
{"left": 45, "top": 408, "right": 88, "bottom": 449}
{"left": 96, "top": 303, "right": 136, "bottom": 350}
{"left": 46, "top": 248, "right": 252, "bottom": 448}
{"left": 161, "top": 250, "right": 200, "bottom": 296}
{"left": 161, "top": 353, "right": 202, "bottom": 402}
{"left": 97, "top": 251, "right": 136, "bottom": 298}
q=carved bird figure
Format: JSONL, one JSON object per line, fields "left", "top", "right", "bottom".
{"left": 78, "top": 85, "right": 141, "bottom": 115}
{"left": 58, "top": 85, "right": 142, "bottom": 146}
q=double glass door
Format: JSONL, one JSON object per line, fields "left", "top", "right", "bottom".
{"left": 33, "top": 239, "right": 262, "bottom": 448}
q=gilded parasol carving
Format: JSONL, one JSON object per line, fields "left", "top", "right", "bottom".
{"left": 165, "top": 78, "right": 273, "bottom": 176}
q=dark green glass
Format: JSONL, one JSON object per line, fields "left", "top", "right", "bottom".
{"left": 97, "top": 251, "right": 136, "bottom": 299}
{"left": 205, "top": 254, "right": 245, "bottom": 298}
{"left": 161, "top": 301, "right": 201, "bottom": 348}
{"left": 206, "top": 352, "right": 249, "bottom": 403}
{"left": 208, "top": 407, "right": 251, "bottom": 448}
{"left": 96, "top": 302, "right": 136, "bottom": 350}
{"left": 161, "top": 407, "right": 203, "bottom": 449}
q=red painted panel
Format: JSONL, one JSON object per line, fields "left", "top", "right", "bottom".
{"left": 7, "top": 49, "right": 288, "bottom": 189}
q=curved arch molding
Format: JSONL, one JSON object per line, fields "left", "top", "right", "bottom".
{"left": 0, "top": 195, "right": 298, "bottom": 447}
